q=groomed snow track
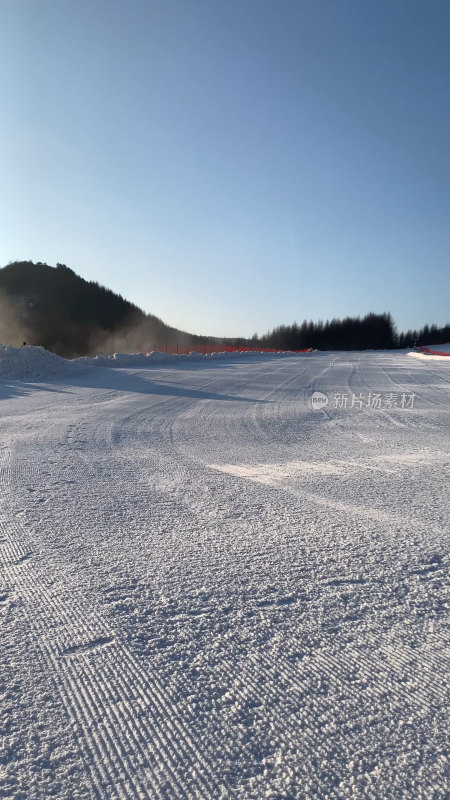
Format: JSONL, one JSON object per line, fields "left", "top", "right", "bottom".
{"left": 0, "top": 351, "right": 449, "bottom": 799}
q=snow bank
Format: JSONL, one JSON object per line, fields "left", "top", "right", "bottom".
{"left": 0, "top": 345, "right": 77, "bottom": 380}
{"left": 0, "top": 345, "right": 301, "bottom": 381}
{"left": 408, "top": 352, "right": 450, "bottom": 361}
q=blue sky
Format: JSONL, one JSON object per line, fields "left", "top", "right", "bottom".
{"left": 1, "top": 0, "right": 449, "bottom": 337}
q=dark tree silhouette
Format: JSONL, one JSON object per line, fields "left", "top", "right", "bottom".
{"left": 258, "top": 312, "right": 398, "bottom": 351}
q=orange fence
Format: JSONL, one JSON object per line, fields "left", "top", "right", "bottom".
{"left": 144, "top": 344, "right": 312, "bottom": 356}
{"left": 419, "top": 346, "right": 450, "bottom": 356}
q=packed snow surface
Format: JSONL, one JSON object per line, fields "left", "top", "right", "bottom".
{"left": 0, "top": 351, "right": 448, "bottom": 799}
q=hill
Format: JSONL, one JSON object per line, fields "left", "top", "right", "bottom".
{"left": 0, "top": 261, "right": 198, "bottom": 357}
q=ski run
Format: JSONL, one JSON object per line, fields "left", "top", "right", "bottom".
{"left": 0, "top": 349, "right": 449, "bottom": 799}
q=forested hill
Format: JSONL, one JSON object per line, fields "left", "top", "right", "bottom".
{"left": 0, "top": 261, "right": 197, "bottom": 357}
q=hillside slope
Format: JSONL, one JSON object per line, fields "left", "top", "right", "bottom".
{"left": 0, "top": 261, "right": 195, "bottom": 357}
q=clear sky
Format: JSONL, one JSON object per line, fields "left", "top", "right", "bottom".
{"left": 1, "top": 0, "right": 449, "bottom": 337}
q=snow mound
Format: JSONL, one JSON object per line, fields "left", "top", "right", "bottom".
{"left": 0, "top": 345, "right": 76, "bottom": 380}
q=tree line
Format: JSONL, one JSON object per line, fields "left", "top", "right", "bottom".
{"left": 254, "top": 313, "right": 450, "bottom": 351}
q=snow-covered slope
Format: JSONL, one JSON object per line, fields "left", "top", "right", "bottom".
{"left": 0, "top": 352, "right": 448, "bottom": 799}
